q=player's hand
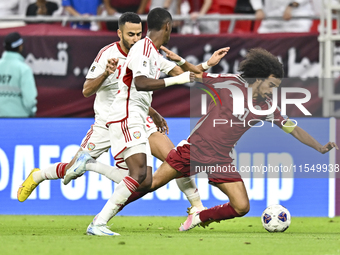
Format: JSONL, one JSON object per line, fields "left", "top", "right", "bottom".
{"left": 104, "top": 58, "right": 118, "bottom": 77}
{"left": 151, "top": 112, "right": 169, "bottom": 134}
{"left": 207, "top": 47, "right": 230, "bottom": 67}
{"left": 189, "top": 72, "right": 195, "bottom": 82}
{"left": 161, "top": 46, "right": 182, "bottom": 62}
{"left": 319, "top": 142, "right": 339, "bottom": 154}
{"left": 195, "top": 73, "right": 203, "bottom": 82}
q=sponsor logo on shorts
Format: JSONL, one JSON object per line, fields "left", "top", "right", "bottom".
{"left": 88, "top": 142, "right": 95, "bottom": 150}
{"left": 133, "top": 131, "right": 141, "bottom": 139}
{"left": 91, "top": 66, "right": 96, "bottom": 72}
{"left": 143, "top": 61, "right": 147, "bottom": 67}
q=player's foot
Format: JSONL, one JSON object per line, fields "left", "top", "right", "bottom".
{"left": 200, "top": 219, "right": 221, "bottom": 228}
{"left": 86, "top": 222, "right": 120, "bottom": 236}
{"left": 63, "top": 151, "right": 92, "bottom": 185}
{"left": 179, "top": 211, "right": 202, "bottom": 231}
{"left": 187, "top": 206, "right": 213, "bottom": 228}
{"left": 17, "top": 168, "right": 40, "bottom": 202}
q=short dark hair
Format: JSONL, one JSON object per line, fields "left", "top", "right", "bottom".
{"left": 147, "top": 8, "right": 172, "bottom": 31}
{"left": 238, "top": 48, "right": 284, "bottom": 84}
{"left": 118, "top": 12, "right": 142, "bottom": 29}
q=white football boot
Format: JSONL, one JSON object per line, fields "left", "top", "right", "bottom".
{"left": 63, "top": 151, "right": 92, "bottom": 185}
{"left": 86, "top": 222, "right": 120, "bottom": 236}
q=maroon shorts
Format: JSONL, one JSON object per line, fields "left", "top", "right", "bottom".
{"left": 166, "top": 142, "right": 242, "bottom": 184}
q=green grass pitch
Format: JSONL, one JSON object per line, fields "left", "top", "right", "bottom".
{"left": 1, "top": 215, "right": 339, "bottom": 255}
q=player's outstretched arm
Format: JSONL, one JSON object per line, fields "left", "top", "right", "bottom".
{"left": 290, "top": 126, "right": 339, "bottom": 154}
{"left": 200, "top": 47, "right": 230, "bottom": 72}
{"left": 161, "top": 46, "right": 229, "bottom": 73}
{"left": 135, "top": 72, "right": 195, "bottom": 91}
{"left": 149, "top": 107, "right": 169, "bottom": 134}
{"left": 161, "top": 46, "right": 202, "bottom": 74}
{"left": 83, "top": 58, "right": 118, "bottom": 97}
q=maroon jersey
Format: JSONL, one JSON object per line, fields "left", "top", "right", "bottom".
{"left": 188, "top": 73, "right": 287, "bottom": 164}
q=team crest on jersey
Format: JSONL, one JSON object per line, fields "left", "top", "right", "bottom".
{"left": 88, "top": 142, "right": 95, "bottom": 150}
{"left": 133, "top": 131, "right": 141, "bottom": 139}
{"left": 91, "top": 66, "right": 96, "bottom": 72}
{"left": 143, "top": 61, "right": 147, "bottom": 67}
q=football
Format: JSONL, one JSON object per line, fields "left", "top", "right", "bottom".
{"left": 261, "top": 204, "right": 291, "bottom": 232}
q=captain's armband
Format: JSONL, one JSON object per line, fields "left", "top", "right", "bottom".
{"left": 282, "top": 119, "right": 297, "bottom": 134}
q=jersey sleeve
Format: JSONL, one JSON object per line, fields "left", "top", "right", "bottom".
{"left": 159, "top": 56, "right": 176, "bottom": 75}
{"left": 202, "top": 72, "right": 240, "bottom": 85}
{"left": 127, "top": 42, "right": 152, "bottom": 79}
{"left": 265, "top": 105, "right": 288, "bottom": 129}
{"left": 86, "top": 46, "right": 109, "bottom": 79}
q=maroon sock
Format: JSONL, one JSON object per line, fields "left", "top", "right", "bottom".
{"left": 118, "top": 191, "right": 148, "bottom": 211}
{"left": 199, "top": 202, "right": 241, "bottom": 222}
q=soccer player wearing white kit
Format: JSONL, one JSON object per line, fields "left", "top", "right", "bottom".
{"left": 16, "top": 13, "right": 180, "bottom": 196}
{"left": 17, "top": 12, "right": 210, "bottom": 221}
{"left": 87, "top": 8, "right": 199, "bottom": 235}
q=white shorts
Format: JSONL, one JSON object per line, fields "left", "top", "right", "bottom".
{"left": 80, "top": 117, "right": 157, "bottom": 168}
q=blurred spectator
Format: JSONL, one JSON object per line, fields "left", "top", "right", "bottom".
{"left": 103, "top": 0, "right": 149, "bottom": 31}
{"left": 250, "top": 0, "right": 315, "bottom": 33}
{"left": 232, "top": 0, "right": 255, "bottom": 33}
{"left": 26, "top": 0, "right": 59, "bottom": 16}
{"left": 0, "top": 32, "right": 37, "bottom": 117}
{"left": 149, "top": 0, "right": 181, "bottom": 33}
{"left": 0, "top": 0, "right": 26, "bottom": 28}
{"left": 180, "top": 0, "right": 220, "bottom": 35}
{"left": 62, "top": 0, "right": 102, "bottom": 30}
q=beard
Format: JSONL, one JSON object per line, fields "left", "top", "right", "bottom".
{"left": 122, "top": 36, "right": 133, "bottom": 50}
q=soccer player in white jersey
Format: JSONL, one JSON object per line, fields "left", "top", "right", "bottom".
{"left": 17, "top": 12, "right": 192, "bottom": 200}
{"left": 83, "top": 8, "right": 228, "bottom": 236}
{"left": 17, "top": 12, "right": 228, "bottom": 229}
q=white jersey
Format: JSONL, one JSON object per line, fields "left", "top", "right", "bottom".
{"left": 106, "top": 37, "right": 176, "bottom": 124}
{"left": 86, "top": 42, "right": 127, "bottom": 126}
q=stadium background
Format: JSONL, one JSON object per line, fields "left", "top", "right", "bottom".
{"left": 0, "top": 23, "right": 339, "bottom": 218}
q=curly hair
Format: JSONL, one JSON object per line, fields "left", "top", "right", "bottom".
{"left": 238, "top": 48, "right": 284, "bottom": 84}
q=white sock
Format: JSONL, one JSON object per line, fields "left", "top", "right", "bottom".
{"left": 176, "top": 176, "right": 205, "bottom": 210}
{"left": 33, "top": 163, "right": 60, "bottom": 184}
{"left": 86, "top": 160, "right": 127, "bottom": 183}
{"left": 94, "top": 176, "right": 139, "bottom": 225}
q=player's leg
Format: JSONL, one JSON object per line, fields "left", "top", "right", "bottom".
{"left": 149, "top": 131, "right": 205, "bottom": 211}
{"left": 89, "top": 122, "right": 150, "bottom": 235}
{"left": 64, "top": 124, "right": 127, "bottom": 184}
{"left": 17, "top": 149, "right": 82, "bottom": 202}
{"left": 148, "top": 131, "right": 174, "bottom": 161}
{"left": 120, "top": 159, "right": 184, "bottom": 210}
{"left": 179, "top": 180, "right": 250, "bottom": 231}
{"left": 18, "top": 125, "right": 111, "bottom": 202}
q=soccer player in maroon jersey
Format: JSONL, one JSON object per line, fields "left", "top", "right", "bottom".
{"left": 119, "top": 48, "right": 338, "bottom": 231}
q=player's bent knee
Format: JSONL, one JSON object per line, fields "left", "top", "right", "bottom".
{"left": 235, "top": 203, "right": 250, "bottom": 216}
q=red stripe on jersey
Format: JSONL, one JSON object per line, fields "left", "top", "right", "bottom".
{"left": 143, "top": 39, "right": 147, "bottom": 56}
{"left": 121, "top": 119, "right": 131, "bottom": 143}
{"left": 94, "top": 42, "right": 116, "bottom": 63}
{"left": 116, "top": 42, "right": 127, "bottom": 57}
{"left": 144, "top": 40, "right": 150, "bottom": 57}
{"left": 105, "top": 65, "right": 133, "bottom": 126}
{"left": 124, "top": 119, "right": 132, "bottom": 141}
{"left": 81, "top": 125, "right": 94, "bottom": 148}
{"left": 143, "top": 38, "right": 157, "bottom": 58}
